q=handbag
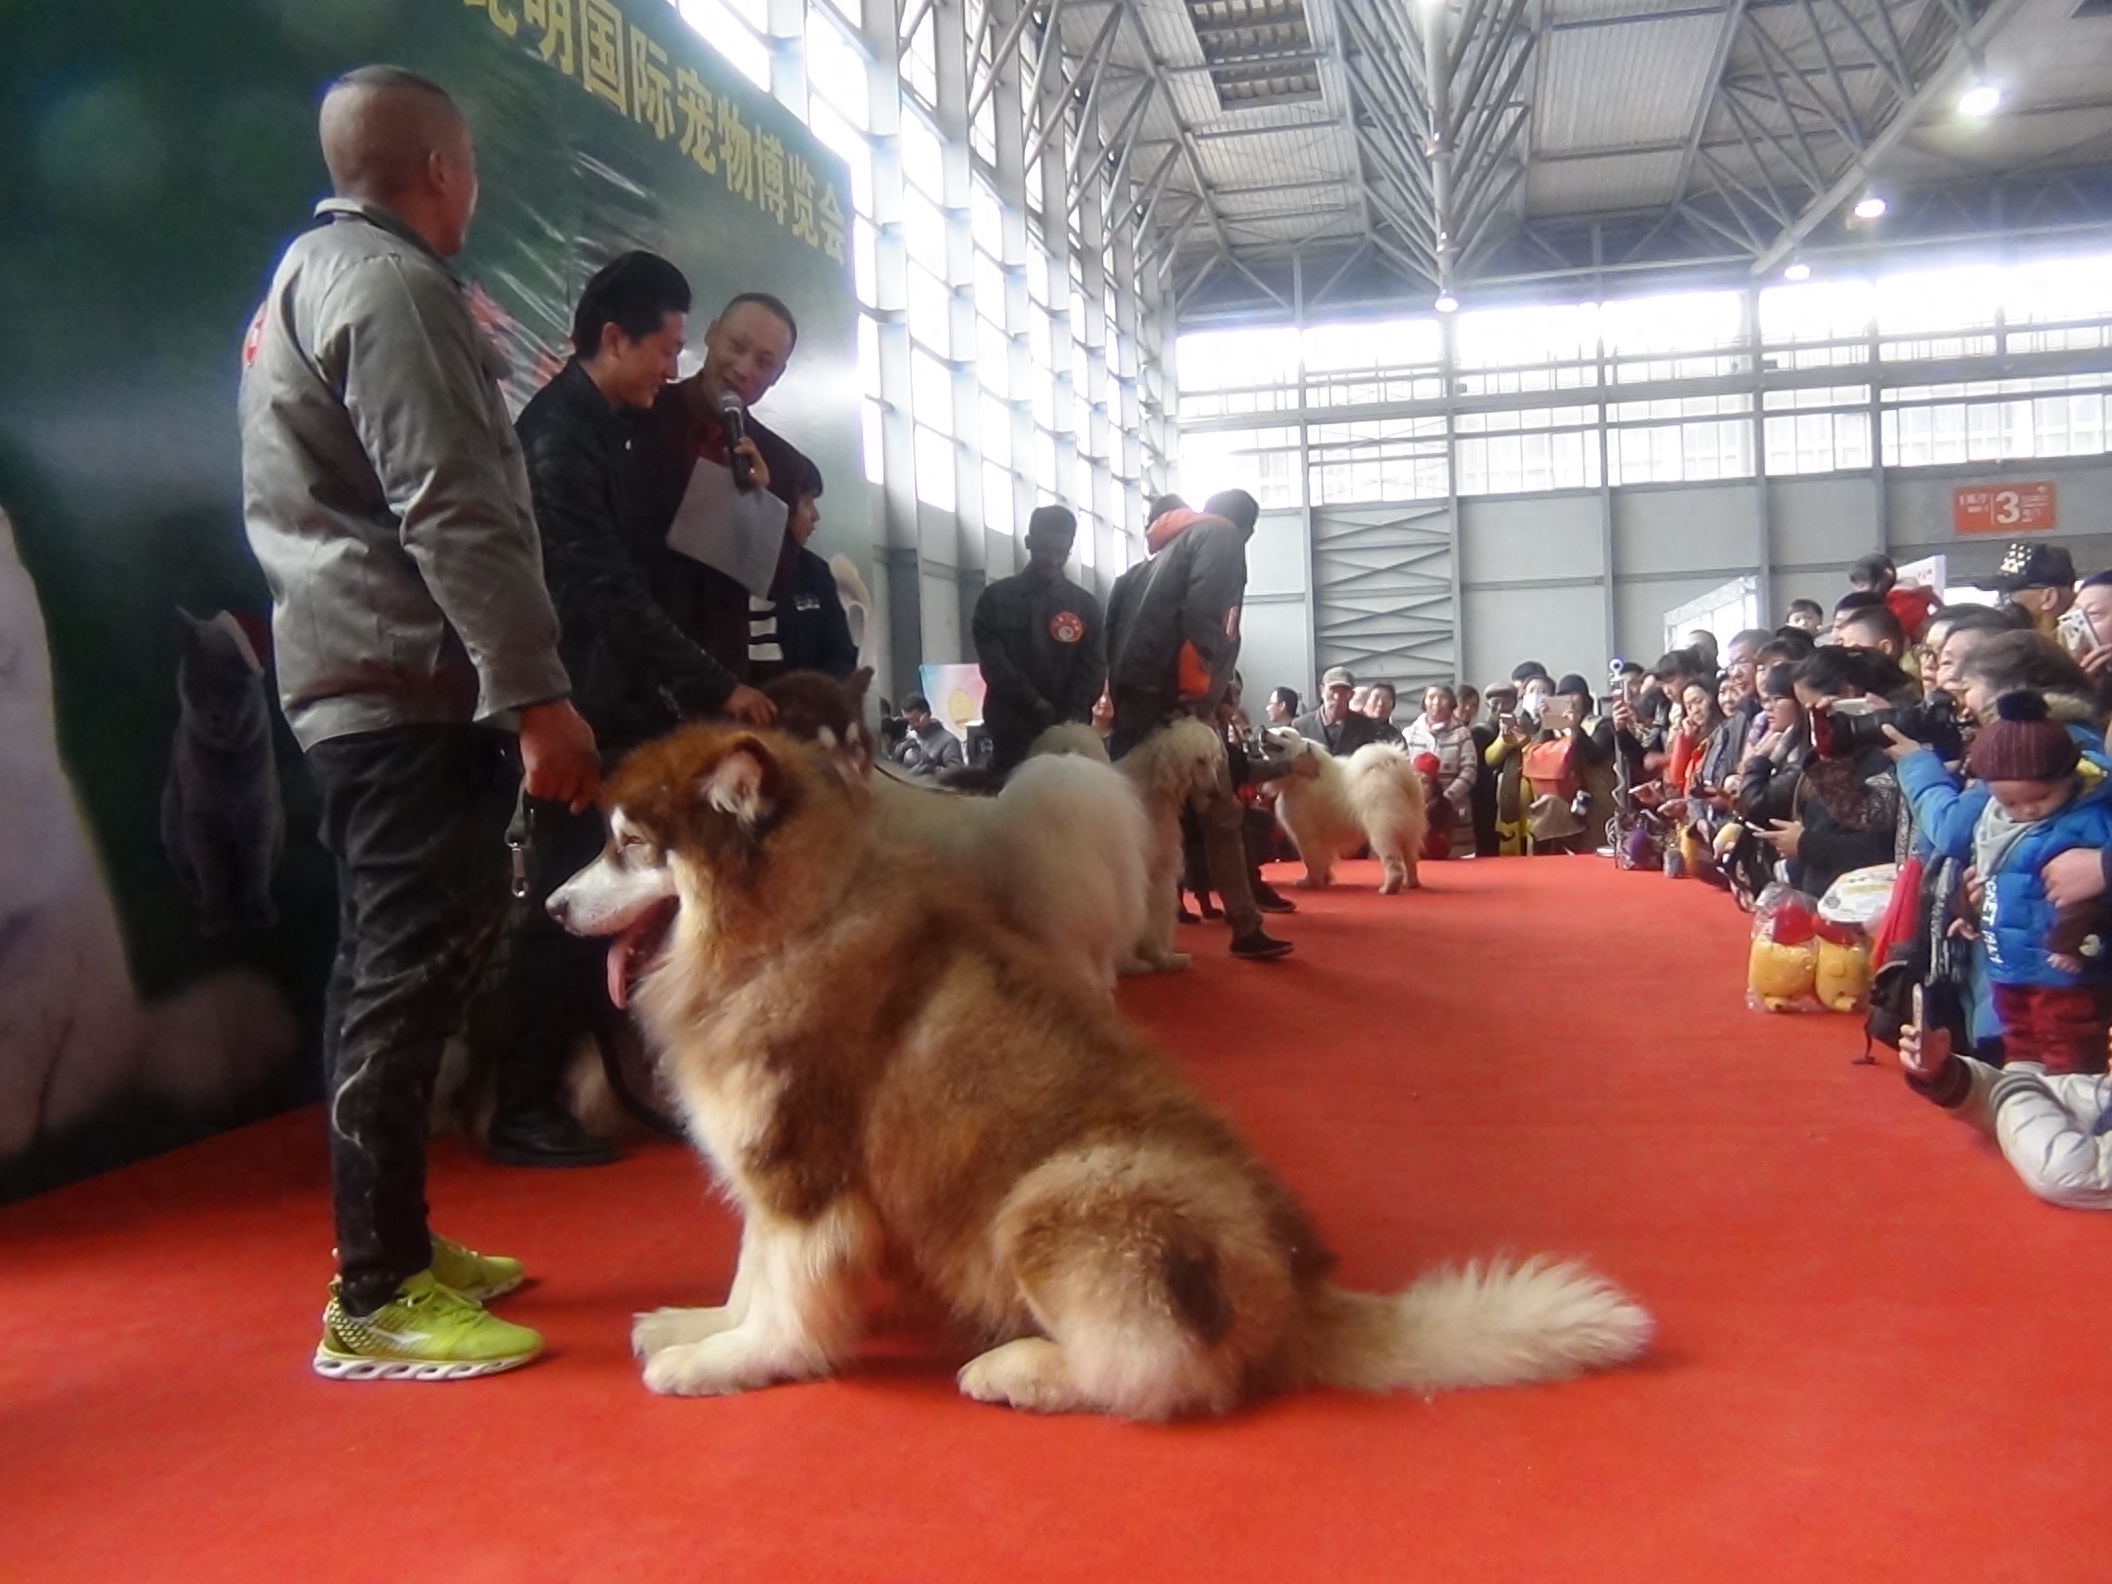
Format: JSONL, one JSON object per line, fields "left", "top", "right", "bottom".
{"left": 1521, "top": 735, "right": 1579, "bottom": 798}
{"left": 1863, "top": 855, "right": 1970, "bottom": 1061}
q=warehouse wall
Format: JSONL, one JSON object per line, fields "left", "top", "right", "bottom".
{"left": 1233, "top": 449, "right": 2112, "bottom": 705}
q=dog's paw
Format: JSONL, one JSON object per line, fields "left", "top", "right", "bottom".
{"left": 632, "top": 1305, "right": 735, "bottom": 1360}
{"left": 640, "top": 1332, "right": 771, "bottom": 1397}
{"left": 1150, "top": 951, "right": 1192, "bottom": 973}
{"left": 958, "top": 1339, "right": 1081, "bottom": 1413}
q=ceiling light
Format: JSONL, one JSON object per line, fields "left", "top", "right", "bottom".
{"left": 1434, "top": 291, "right": 1459, "bottom": 313}
{"left": 1852, "top": 193, "right": 1887, "bottom": 220}
{"left": 1957, "top": 82, "right": 2002, "bottom": 117}
{"left": 1783, "top": 261, "right": 1812, "bottom": 282}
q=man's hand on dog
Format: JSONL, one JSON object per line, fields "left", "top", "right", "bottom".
{"left": 721, "top": 684, "right": 777, "bottom": 727}
{"left": 520, "top": 699, "right": 601, "bottom": 813}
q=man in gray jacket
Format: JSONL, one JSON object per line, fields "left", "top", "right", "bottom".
{"left": 239, "top": 66, "right": 597, "bottom": 1380}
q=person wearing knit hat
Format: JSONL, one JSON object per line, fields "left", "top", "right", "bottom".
{"left": 1966, "top": 691, "right": 2079, "bottom": 785}
{"left": 1893, "top": 689, "right": 2112, "bottom": 1075}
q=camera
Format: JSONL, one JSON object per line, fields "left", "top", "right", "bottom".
{"left": 1810, "top": 691, "right": 1966, "bottom": 762}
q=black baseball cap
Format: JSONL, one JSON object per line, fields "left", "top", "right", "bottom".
{"left": 1991, "top": 541, "right": 2076, "bottom": 592}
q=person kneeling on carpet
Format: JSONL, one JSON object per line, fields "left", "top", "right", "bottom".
{"left": 1896, "top": 1016, "right": 2112, "bottom": 1209}
{"left": 1890, "top": 691, "right": 2112, "bottom": 1076}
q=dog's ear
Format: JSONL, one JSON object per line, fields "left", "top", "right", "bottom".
{"left": 846, "top": 667, "right": 874, "bottom": 710}
{"left": 694, "top": 738, "right": 778, "bottom": 826}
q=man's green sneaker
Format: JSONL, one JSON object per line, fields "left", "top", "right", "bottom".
{"left": 428, "top": 1233, "right": 524, "bottom": 1302}
{"left": 313, "top": 1271, "right": 543, "bottom": 1381}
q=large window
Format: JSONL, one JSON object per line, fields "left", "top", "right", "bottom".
{"left": 1177, "top": 251, "right": 2112, "bottom": 508}
{"left": 706, "top": 0, "right": 1162, "bottom": 565}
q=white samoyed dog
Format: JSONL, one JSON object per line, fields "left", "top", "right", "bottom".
{"left": 764, "top": 671, "right": 1156, "bottom": 995}
{"left": 1265, "top": 729, "right": 1429, "bottom": 894}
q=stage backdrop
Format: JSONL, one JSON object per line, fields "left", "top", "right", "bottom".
{"left": 0, "top": 0, "right": 858, "bottom": 1200}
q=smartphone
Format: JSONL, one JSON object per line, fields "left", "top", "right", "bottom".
{"left": 1538, "top": 697, "right": 1580, "bottom": 730}
{"left": 1911, "top": 982, "right": 1924, "bottom": 1033}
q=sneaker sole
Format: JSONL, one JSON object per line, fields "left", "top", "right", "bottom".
{"left": 312, "top": 1344, "right": 540, "bottom": 1382}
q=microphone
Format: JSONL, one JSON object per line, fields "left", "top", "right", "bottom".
{"left": 716, "top": 392, "right": 754, "bottom": 491}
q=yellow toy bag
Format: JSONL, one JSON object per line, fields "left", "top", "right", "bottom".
{"left": 1748, "top": 883, "right": 1822, "bottom": 1013}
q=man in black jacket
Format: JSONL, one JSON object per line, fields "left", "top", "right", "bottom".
{"left": 972, "top": 504, "right": 1107, "bottom": 775}
{"left": 491, "top": 252, "right": 773, "bottom": 1167}
{"left": 1107, "top": 489, "right": 1290, "bottom": 961}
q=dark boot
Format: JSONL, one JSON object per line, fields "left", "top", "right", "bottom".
{"left": 1229, "top": 926, "right": 1294, "bottom": 961}
{"left": 487, "top": 1108, "right": 621, "bottom": 1169}
{"left": 1251, "top": 879, "right": 1297, "bottom": 914}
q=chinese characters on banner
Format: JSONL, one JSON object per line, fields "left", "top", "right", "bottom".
{"left": 464, "top": 0, "right": 848, "bottom": 265}
{"left": 1952, "top": 482, "right": 2057, "bottom": 535}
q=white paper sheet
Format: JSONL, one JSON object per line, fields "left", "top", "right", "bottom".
{"left": 664, "top": 456, "right": 789, "bottom": 597}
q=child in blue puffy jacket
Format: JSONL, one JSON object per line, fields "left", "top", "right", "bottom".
{"left": 1891, "top": 690, "right": 2112, "bottom": 1075}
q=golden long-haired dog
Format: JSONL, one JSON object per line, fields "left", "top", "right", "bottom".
{"left": 1116, "top": 718, "right": 1227, "bottom": 973}
{"left": 549, "top": 724, "right": 1649, "bottom": 1417}
{"left": 1268, "top": 731, "right": 1430, "bottom": 894}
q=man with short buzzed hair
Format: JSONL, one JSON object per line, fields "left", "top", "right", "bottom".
{"left": 241, "top": 65, "right": 600, "bottom": 1379}
{"left": 972, "top": 504, "right": 1107, "bottom": 776}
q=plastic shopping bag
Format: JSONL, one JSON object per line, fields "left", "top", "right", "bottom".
{"left": 1748, "top": 883, "right": 1823, "bottom": 1013}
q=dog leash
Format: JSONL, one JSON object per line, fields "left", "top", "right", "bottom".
{"left": 505, "top": 784, "right": 531, "bottom": 900}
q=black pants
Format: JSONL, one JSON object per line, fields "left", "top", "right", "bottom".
{"left": 987, "top": 723, "right": 1036, "bottom": 778}
{"left": 486, "top": 797, "right": 619, "bottom": 1128}
{"left": 308, "top": 725, "right": 518, "bottom": 1316}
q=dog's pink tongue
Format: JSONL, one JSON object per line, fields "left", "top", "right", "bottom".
{"left": 606, "top": 935, "right": 632, "bottom": 1010}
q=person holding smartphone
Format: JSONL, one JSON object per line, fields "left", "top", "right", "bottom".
{"left": 2068, "top": 572, "right": 2112, "bottom": 712}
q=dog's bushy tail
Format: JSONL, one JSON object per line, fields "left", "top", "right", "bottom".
{"left": 1293, "top": 1258, "right": 1651, "bottom": 1394}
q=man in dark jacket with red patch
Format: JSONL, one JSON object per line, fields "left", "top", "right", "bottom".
{"left": 972, "top": 504, "right": 1106, "bottom": 776}
{"left": 1106, "top": 489, "right": 1291, "bottom": 961}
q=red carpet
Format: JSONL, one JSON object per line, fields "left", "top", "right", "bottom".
{"left": 4, "top": 857, "right": 2108, "bottom": 1583}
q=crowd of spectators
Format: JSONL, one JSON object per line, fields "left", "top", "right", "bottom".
{"left": 1292, "top": 542, "right": 2112, "bottom": 1211}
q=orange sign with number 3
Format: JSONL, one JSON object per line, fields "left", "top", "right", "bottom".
{"left": 1953, "top": 482, "right": 2057, "bottom": 534}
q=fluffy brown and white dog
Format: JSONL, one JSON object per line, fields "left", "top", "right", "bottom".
{"left": 549, "top": 724, "right": 1651, "bottom": 1417}
{"left": 764, "top": 670, "right": 1153, "bottom": 992}
{"left": 1266, "top": 731, "right": 1430, "bottom": 894}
